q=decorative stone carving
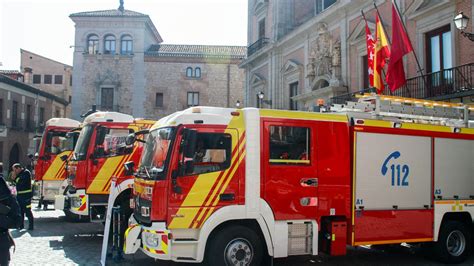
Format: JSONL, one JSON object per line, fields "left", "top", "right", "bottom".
{"left": 307, "top": 22, "right": 342, "bottom": 87}
{"left": 94, "top": 69, "right": 121, "bottom": 87}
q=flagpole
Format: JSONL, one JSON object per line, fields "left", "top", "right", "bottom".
{"left": 361, "top": 9, "right": 392, "bottom": 95}
{"left": 373, "top": 2, "right": 391, "bottom": 44}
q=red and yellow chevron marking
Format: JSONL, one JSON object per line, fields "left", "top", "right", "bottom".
{"left": 169, "top": 111, "right": 246, "bottom": 229}
{"left": 142, "top": 229, "right": 169, "bottom": 254}
{"left": 76, "top": 195, "right": 87, "bottom": 212}
{"left": 42, "top": 151, "right": 72, "bottom": 181}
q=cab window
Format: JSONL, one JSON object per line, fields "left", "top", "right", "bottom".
{"left": 269, "top": 126, "right": 310, "bottom": 165}
{"left": 186, "top": 132, "right": 232, "bottom": 175}
{"left": 45, "top": 132, "right": 74, "bottom": 155}
{"left": 95, "top": 128, "right": 134, "bottom": 158}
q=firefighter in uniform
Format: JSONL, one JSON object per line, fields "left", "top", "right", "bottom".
{"left": 11, "top": 163, "right": 34, "bottom": 230}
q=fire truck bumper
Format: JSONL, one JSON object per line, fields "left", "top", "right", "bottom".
{"left": 124, "top": 222, "right": 171, "bottom": 260}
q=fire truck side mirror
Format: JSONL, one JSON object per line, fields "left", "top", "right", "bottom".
{"left": 181, "top": 129, "right": 197, "bottom": 158}
{"left": 125, "top": 133, "right": 136, "bottom": 146}
{"left": 124, "top": 161, "right": 135, "bottom": 176}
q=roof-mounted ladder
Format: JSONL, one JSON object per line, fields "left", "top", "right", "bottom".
{"left": 331, "top": 94, "right": 474, "bottom": 128}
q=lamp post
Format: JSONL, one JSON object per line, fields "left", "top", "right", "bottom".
{"left": 236, "top": 100, "right": 241, "bottom": 108}
{"left": 454, "top": 12, "right": 474, "bottom": 41}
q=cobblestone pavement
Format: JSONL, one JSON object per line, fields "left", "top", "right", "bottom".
{"left": 8, "top": 206, "right": 474, "bottom": 265}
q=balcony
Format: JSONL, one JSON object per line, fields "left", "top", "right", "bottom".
{"left": 330, "top": 63, "right": 474, "bottom": 104}
{"left": 247, "top": 38, "right": 270, "bottom": 57}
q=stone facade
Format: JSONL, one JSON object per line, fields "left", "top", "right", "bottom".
{"left": 241, "top": 0, "right": 474, "bottom": 111}
{"left": 20, "top": 49, "right": 72, "bottom": 116}
{"left": 70, "top": 7, "right": 245, "bottom": 120}
{"left": 0, "top": 75, "right": 68, "bottom": 169}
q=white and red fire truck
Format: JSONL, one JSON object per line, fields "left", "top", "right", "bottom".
{"left": 54, "top": 111, "right": 154, "bottom": 222}
{"left": 123, "top": 95, "right": 473, "bottom": 265}
{"left": 34, "top": 118, "right": 81, "bottom": 210}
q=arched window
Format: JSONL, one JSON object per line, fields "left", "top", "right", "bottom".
{"left": 186, "top": 67, "right": 193, "bottom": 77}
{"left": 194, "top": 67, "right": 201, "bottom": 78}
{"left": 104, "top": 35, "right": 116, "bottom": 54}
{"left": 121, "top": 35, "right": 133, "bottom": 55}
{"left": 87, "top": 34, "right": 99, "bottom": 54}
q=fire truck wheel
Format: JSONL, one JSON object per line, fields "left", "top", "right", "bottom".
{"left": 434, "top": 220, "right": 471, "bottom": 263}
{"left": 207, "top": 225, "right": 264, "bottom": 266}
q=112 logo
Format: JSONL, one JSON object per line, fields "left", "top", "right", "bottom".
{"left": 381, "top": 151, "right": 410, "bottom": 187}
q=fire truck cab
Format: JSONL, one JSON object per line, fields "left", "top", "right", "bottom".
{"left": 54, "top": 111, "right": 154, "bottom": 222}
{"left": 124, "top": 100, "right": 473, "bottom": 265}
{"left": 34, "top": 118, "right": 81, "bottom": 210}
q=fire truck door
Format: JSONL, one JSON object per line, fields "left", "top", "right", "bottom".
{"left": 168, "top": 127, "right": 241, "bottom": 229}
{"left": 87, "top": 126, "right": 133, "bottom": 195}
{"left": 262, "top": 121, "right": 318, "bottom": 220}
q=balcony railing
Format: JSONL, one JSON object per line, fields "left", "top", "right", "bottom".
{"left": 385, "top": 63, "right": 473, "bottom": 99}
{"left": 247, "top": 38, "right": 270, "bottom": 57}
{"left": 330, "top": 63, "right": 474, "bottom": 104}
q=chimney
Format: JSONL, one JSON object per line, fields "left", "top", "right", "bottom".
{"left": 23, "top": 67, "right": 33, "bottom": 84}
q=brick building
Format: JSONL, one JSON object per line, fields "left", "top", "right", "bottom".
{"left": 241, "top": 0, "right": 474, "bottom": 110}
{"left": 20, "top": 49, "right": 73, "bottom": 117}
{"left": 0, "top": 74, "right": 68, "bottom": 169}
{"left": 69, "top": 4, "right": 246, "bottom": 120}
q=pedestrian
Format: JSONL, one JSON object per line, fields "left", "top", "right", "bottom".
{"left": 0, "top": 163, "right": 22, "bottom": 266}
{"left": 11, "top": 163, "right": 34, "bottom": 230}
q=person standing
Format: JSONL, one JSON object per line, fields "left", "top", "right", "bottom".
{"left": 11, "top": 164, "right": 34, "bottom": 230}
{"left": 0, "top": 163, "right": 21, "bottom": 266}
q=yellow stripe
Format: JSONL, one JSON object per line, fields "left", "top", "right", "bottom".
{"left": 361, "top": 119, "right": 474, "bottom": 134}
{"left": 434, "top": 200, "right": 474, "bottom": 204}
{"left": 355, "top": 238, "right": 433, "bottom": 246}
{"left": 42, "top": 151, "right": 71, "bottom": 181}
{"left": 260, "top": 109, "right": 347, "bottom": 122}
{"left": 193, "top": 141, "right": 245, "bottom": 228}
{"left": 18, "top": 189, "right": 32, "bottom": 194}
{"left": 351, "top": 132, "right": 357, "bottom": 245}
{"left": 268, "top": 159, "right": 309, "bottom": 164}
{"left": 87, "top": 156, "right": 124, "bottom": 194}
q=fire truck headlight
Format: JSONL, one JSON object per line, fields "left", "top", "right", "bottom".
{"left": 144, "top": 233, "right": 160, "bottom": 248}
{"left": 71, "top": 197, "right": 82, "bottom": 208}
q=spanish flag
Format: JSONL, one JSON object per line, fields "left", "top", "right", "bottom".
{"left": 373, "top": 14, "right": 390, "bottom": 93}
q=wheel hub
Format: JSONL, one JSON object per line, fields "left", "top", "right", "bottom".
{"left": 446, "top": 230, "right": 466, "bottom": 257}
{"left": 224, "top": 238, "right": 253, "bottom": 266}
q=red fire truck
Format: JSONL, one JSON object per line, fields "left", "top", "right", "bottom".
{"left": 124, "top": 96, "right": 473, "bottom": 265}
{"left": 54, "top": 111, "right": 154, "bottom": 222}
{"left": 34, "top": 118, "right": 81, "bottom": 210}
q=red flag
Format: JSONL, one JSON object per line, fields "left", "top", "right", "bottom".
{"left": 373, "top": 14, "right": 390, "bottom": 93}
{"left": 386, "top": 3, "right": 414, "bottom": 92}
{"left": 364, "top": 21, "right": 375, "bottom": 87}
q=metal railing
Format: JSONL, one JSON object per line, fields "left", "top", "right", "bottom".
{"left": 330, "top": 63, "right": 474, "bottom": 104}
{"left": 247, "top": 38, "right": 270, "bottom": 57}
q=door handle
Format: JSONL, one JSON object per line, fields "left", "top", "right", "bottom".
{"left": 300, "top": 178, "right": 318, "bottom": 187}
{"left": 219, "top": 193, "right": 235, "bottom": 201}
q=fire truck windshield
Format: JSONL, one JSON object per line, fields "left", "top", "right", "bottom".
{"left": 44, "top": 130, "right": 76, "bottom": 154}
{"left": 73, "top": 125, "right": 94, "bottom": 161}
{"left": 139, "top": 127, "right": 174, "bottom": 180}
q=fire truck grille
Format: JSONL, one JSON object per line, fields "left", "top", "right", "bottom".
{"left": 288, "top": 222, "right": 312, "bottom": 255}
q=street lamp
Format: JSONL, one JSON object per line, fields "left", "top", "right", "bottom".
{"left": 257, "top": 91, "right": 271, "bottom": 108}
{"left": 454, "top": 12, "right": 474, "bottom": 41}
{"left": 236, "top": 100, "right": 241, "bottom": 108}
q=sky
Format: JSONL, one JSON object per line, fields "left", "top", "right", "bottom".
{"left": 0, "top": 0, "right": 248, "bottom": 70}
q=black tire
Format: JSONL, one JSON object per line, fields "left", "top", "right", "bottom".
{"left": 433, "top": 220, "right": 471, "bottom": 264}
{"left": 206, "top": 225, "right": 264, "bottom": 266}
